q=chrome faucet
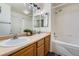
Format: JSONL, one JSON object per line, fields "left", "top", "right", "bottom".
{"left": 37, "top": 31, "right": 41, "bottom": 34}
{"left": 13, "top": 33, "right": 18, "bottom": 39}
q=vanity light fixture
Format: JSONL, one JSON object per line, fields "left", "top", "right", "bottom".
{"left": 37, "top": 7, "right": 40, "bottom": 10}
{"left": 45, "top": 13, "right": 48, "bottom": 15}
{"left": 26, "top": 3, "right": 41, "bottom": 10}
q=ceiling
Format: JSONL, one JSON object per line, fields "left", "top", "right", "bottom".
{"left": 7, "top": 3, "right": 63, "bottom": 15}
{"left": 53, "top": 3, "right": 62, "bottom": 6}
{"left": 7, "top": 3, "right": 31, "bottom": 15}
{"left": 7, "top": 3, "right": 44, "bottom": 16}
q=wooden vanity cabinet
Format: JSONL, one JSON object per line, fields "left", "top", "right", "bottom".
{"left": 44, "top": 35, "right": 50, "bottom": 55}
{"left": 9, "top": 35, "right": 50, "bottom": 56}
{"left": 10, "top": 43, "right": 36, "bottom": 56}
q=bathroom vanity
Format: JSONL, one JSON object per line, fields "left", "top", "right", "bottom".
{"left": 0, "top": 33, "right": 50, "bottom": 56}
{"left": 10, "top": 34, "right": 50, "bottom": 56}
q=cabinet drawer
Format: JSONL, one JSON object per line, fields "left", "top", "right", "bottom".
{"left": 37, "top": 39, "right": 44, "bottom": 47}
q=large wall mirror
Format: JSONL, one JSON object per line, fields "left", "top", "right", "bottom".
{"left": 0, "top": 3, "right": 49, "bottom": 36}
{"left": 0, "top": 3, "right": 32, "bottom": 36}
{"left": 0, "top": 4, "right": 11, "bottom": 35}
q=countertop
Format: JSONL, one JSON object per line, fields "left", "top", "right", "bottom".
{"left": 0, "top": 32, "right": 50, "bottom": 56}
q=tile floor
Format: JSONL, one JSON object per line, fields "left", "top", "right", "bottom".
{"left": 47, "top": 52, "right": 61, "bottom": 56}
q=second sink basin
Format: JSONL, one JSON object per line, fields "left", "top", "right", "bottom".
{"left": 0, "top": 37, "right": 31, "bottom": 47}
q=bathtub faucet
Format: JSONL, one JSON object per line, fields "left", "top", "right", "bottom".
{"left": 54, "top": 32, "right": 57, "bottom": 37}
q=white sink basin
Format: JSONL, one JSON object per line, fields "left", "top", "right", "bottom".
{"left": 0, "top": 37, "right": 31, "bottom": 47}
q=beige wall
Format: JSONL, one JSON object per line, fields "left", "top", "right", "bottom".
{"left": 51, "top": 3, "right": 79, "bottom": 52}
{"left": 54, "top": 4, "right": 79, "bottom": 40}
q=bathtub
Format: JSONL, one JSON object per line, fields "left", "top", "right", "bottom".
{"left": 52, "top": 36, "right": 79, "bottom": 56}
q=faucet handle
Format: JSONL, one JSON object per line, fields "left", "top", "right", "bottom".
{"left": 13, "top": 33, "right": 18, "bottom": 39}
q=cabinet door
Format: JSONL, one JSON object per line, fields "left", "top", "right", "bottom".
{"left": 37, "top": 39, "right": 44, "bottom": 56}
{"left": 37, "top": 45, "right": 44, "bottom": 56}
{"left": 44, "top": 35, "right": 50, "bottom": 55}
{"left": 20, "top": 47, "right": 34, "bottom": 56}
{"left": 37, "top": 39, "right": 44, "bottom": 47}
{"left": 10, "top": 43, "right": 36, "bottom": 56}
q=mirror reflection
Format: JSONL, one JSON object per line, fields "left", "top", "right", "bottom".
{"left": 0, "top": 3, "right": 49, "bottom": 35}
{"left": 0, "top": 3, "right": 32, "bottom": 35}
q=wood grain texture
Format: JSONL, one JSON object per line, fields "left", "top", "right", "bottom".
{"left": 37, "top": 45, "right": 44, "bottom": 56}
{"left": 36, "top": 38, "right": 45, "bottom": 56}
{"left": 37, "top": 39, "right": 44, "bottom": 47}
{"left": 44, "top": 35, "right": 50, "bottom": 55}
{"left": 10, "top": 43, "right": 36, "bottom": 56}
